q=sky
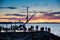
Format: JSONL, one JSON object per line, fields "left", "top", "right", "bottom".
{"left": 0, "top": 0, "right": 60, "bottom": 23}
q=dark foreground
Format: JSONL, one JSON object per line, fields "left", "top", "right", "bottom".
{"left": 0, "top": 31, "right": 60, "bottom": 40}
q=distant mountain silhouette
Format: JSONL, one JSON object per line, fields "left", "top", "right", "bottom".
{"left": 28, "top": 22, "right": 60, "bottom": 24}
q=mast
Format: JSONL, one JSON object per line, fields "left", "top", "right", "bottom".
{"left": 26, "top": 6, "right": 28, "bottom": 22}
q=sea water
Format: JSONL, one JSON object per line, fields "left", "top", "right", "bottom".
{"left": 25, "top": 24, "right": 60, "bottom": 36}
{"left": 0, "top": 23, "right": 60, "bottom": 36}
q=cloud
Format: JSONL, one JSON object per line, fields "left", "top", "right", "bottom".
{"left": 50, "top": 12, "right": 60, "bottom": 14}
{"left": 8, "top": 18, "right": 25, "bottom": 20}
{"left": 43, "top": 12, "right": 60, "bottom": 19}
{"left": 0, "top": 12, "right": 60, "bottom": 21}
{"left": 34, "top": 4, "right": 40, "bottom": 6}
{"left": 40, "top": 11, "right": 48, "bottom": 13}
{"left": 44, "top": 4, "right": 48, "bottom": 5}
{"left": 8, "top": 7, "right": 17, "bottom": 9}
{"left": 0, "top": 7, "right": 17, "bottom": 9}
{"left": 20, "top": 11, "right": 37, "bottom": 13}
{"left": 5, "top": 14, "right": 26, "bottom": 16}
{"left": 0, "top": 18, "right": 26, "bottom": 20}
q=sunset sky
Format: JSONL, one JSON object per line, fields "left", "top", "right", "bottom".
{"left": 0, "top": 0, "right": 60, "bottom": 23}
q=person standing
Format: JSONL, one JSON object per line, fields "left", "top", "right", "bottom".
{"left": 0, "top": 26, "right": 1, "bottom": 32}
{"left": 36, "top": 25, "right": 39, "bottom": 31}
{"left": 45, "top": 27, "right": 47, "bottom": 31}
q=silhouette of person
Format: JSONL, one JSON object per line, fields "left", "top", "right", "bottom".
{"left": 11, "top": 26, "right": 13, "bottom": 30}
{"left": 5, "top": 28, "right": 8, "bottom": 32}
{"left": 45, "top": 27, "right": 47, "bottom": 31}
{"left": 40, "top": 27, "right": 44, "bottom": 31}
{"left": 48, "top": 28, "right": 51, "bottom": 32}
{"left": 0, "top": 26, "right": 1, "bottom": 32}
{"left": 31, "top": 25, "right": 34, "bottom": 31}
{"left": 20, "top": 25, "right": 26, "bottom": 30}
{"left": 23, "top": 25, "right": 27, "bottom": 30}
{"left": 28, "top": 26, "right": 34, "bottom": 32}
{"left": 36, "top": 25, "right": 39, "bottom": 31}
{"left": 28, "top": 27, "right": 31, "bottom": 31}
{"left": 20, "top": 27, "right": 23, "bottom": 30}
{"left": 19, "top": 25, "right": 23, "bottom": 30}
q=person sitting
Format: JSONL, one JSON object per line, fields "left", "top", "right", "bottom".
{"left": 23, "top": 25, "right": 27, "bottom": 32}
{"left": 48, "top": 28, "right": 51, "bottom": 32}
{"left": 40, "top": 27, "right": 44, "bottom": 31}
{"left": 28, "top": 25, "right": 34, "bottom": 32}
{"left": 20, "top": 25, "right": 27, "bottom": 32}
{"left": 20, "top": 27, "right": 23, "bottom": 30}
{"left": 28, "top": 27, "right": 31, "bottom": 31}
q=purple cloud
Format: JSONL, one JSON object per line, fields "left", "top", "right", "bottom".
{"left": 43, "top": 12, "right": 60, "bottom": 19}
{"left": 0, "top": 18, "right": 26, "bottom": 20}
{"left": 5, "top": 14, "right": 26, "bottom": 16}
{"left": 50, "top": 12, "right": 60, "bottom": 14}
{"left": 40, "top": 11, "right": 48, "bottom": 13}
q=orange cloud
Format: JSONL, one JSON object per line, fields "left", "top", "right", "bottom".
{"left": 0, "top": 13, "right": 60, "bottom": 23}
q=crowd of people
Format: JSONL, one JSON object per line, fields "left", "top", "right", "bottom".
{"left": 0, "top": 25, "right": 51, "bottom": 32}
{"left": 28, "top": 25, "right": 51, "bottom": 32}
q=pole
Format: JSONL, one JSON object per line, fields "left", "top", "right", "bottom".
{"left": 26, "top": 6, "right": 28, "bottom": 22}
